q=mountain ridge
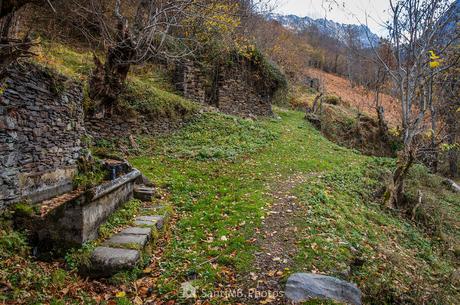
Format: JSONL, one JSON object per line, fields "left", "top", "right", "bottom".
{"left": 267, "top": 13, "right": 380, "bottom": 48}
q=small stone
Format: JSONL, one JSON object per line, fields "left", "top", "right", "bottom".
{"left": 90, "top": 246, "right": 140, "bottom": 277}
{"left": 103, "top": 234, "right": 148, "bottom": 248}
{"left": 285, "top": 273, "right": 362, "bottom": 305}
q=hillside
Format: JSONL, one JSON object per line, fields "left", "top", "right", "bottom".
{"left": 304, "top": 68, "right": 400, "bottom": 126}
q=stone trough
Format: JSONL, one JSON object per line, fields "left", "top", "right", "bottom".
{"left": 16, "top": 162, "right": 143, "bottom": 253}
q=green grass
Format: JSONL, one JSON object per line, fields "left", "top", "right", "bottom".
{"left": 129, "top": 107, "right": 459, "bottom": 303}
{"left": 119, "top": 77, "right": 199, "bottom": 121}
{"left": 2, "top": 107, "right": 458, "bottom": 304}
{"left": 137, "top": 112, "right": 279, "bottom": 160}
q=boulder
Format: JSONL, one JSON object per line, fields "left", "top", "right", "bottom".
{"left": 285, "top": 273, "right": 362, "bottom": 305}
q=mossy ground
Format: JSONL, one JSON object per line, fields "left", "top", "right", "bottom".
{"left": 1, "top": 108, "right": 458, "bottom": 304}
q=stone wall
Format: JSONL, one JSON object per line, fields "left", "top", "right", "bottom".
{"left": 175, "top": 60, "right": 273, "bottom": 117}
{"left": 217, "top": 63, "right": 273, "bottom": 117}
{"left": 0, "top": 62, "right": 85, "bottom": 208}
{"left": 85, "top": 114, "right": 189, "bottom": 142}
{"left": 174, "top": 61, "right": 206, "bottom": 104}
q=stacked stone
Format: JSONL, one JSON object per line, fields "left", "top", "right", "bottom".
{"left": 0, "top": 62, "right": 85, "bottom": 208}
{"left": 84, "top": 115, "right": 185, "bottom": 142}
{"left": 217, "top": 63, "right": 273, "bottom": 117}
{"left": 182, "top": 62, "right": 206, "bottom": 104}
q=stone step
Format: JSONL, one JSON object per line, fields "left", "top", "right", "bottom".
{"left": 119, "top": 226, "right": 152, "bottom": 236}
{"left": 89, "top": 246, "right": 140, "bottom": 277}
{"left": 85, "top": 209, "right": 170, "bottom": 277}
{"left": 133, "top": 185, "right": 156, "bottom": 202}
{"left": 141, "top": 205, "right": 166, "bottom": 213}
{"left": 134, "top": 215, "right": 165, "bottom": 229}
{"left": 103, "top": 233, "right": 149, "bottom": 249}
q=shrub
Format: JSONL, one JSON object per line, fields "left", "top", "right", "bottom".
{"left": 322, "top": 95, "right": 341, "bottom": 105}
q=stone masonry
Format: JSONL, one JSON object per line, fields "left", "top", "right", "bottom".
{"left": 0, "top": 62, "right": 85, "bottom": 208}
{"left": 217, "top": 62, "right": 273, "bottom": 117}
{"left": 175, "top": 60, "right": 273, "bottom": 117}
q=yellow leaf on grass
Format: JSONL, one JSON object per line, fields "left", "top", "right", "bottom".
{"left": 143, "top": 267, "right": 153, "bottom": 274}
{"left": 116, "top": 291, "right": 126, "bottom": 298}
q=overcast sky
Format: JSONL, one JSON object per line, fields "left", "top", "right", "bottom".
{"left": 274, "top": 0, "right": 392, "bottom": 36}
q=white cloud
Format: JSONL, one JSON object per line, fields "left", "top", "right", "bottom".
{"left": 274, "top": 0, "right": 391, "bottom": 36}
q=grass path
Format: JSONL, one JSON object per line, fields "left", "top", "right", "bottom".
{"left": 130, "top": 108, "right": 458, "bottom": 304}
{"left": 239, "top": 173, "right": 318, "bottom": 304}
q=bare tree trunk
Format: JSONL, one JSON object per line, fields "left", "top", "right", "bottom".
{"left": 385, "top": 149, "right": 415, "bottom": 209}
{"left": 446, "top": 111, "right": 458, "bottom": 177}
{"left": 88, "top": 15, "right": 135, "bottom": 113}
{"left": 0, "top": 2, "right": 35, "bottom": 77}
{"left": 311, "top": 92, "right": 323, "bottom": 113}
{"left": 0, "top": 0, "right": 36, "bottom": 18}
{"left": 375, "top": 88, "right": 390, "bottom": 144}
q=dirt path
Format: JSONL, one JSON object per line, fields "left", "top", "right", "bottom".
{"left": 238, "top": 173, "right": 317, "bottom": 304}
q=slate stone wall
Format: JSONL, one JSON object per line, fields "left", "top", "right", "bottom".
{"left": 176, "top": 61, "right": 273, "bottom": 117}
{"left": 174, "top": 62, "right": 206, "bottom": 104}
{"left": 0, "top": 62, "right": 85, "bottom": 208}
{"left": 85, "top": 114, "right": 189, "bottom": 142}
{"left": 217, "top": 63, "right": 273, "bottom": 117}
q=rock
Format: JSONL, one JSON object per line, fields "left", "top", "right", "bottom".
{"left": 141, "top": 205, "right": 166, "bottom": 213}
{"left": 444, "top": 179, "right": 460, "bottom": 193}
{"left": 103, "top": 233, "right": 148, "bottom": 248}
{"left": 285, "top": 273, "right": 362, "bottom": 305}
{"left": 90, "top": 246, "right": 140, "bottom": 277}
{"left": 135, "top": 215, "right": 165, "bottom": 229}
{"left": 134, "top": 185, "right": 156, "bottom": 201}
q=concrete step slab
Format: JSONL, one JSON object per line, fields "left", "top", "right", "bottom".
{"left": 103, "top": 233, "right": 148, "bottom": 248}
{"left": 141, "top": 205, "right": 166, "bottom": 213}
{"left": 134, "top": 185, "right": 156, "bottom": 202}
{"left": 135, "top": 215, "right": 165, "bottom": 229}
{"left": 90, "top": 246, "right": 140, "bottom": 277}
{"left": 119, "top": 226, "right": 152, "bottom": 237}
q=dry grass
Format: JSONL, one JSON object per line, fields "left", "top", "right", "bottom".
{"left": 305, "top": 68, "right": 401, "bottom": 126}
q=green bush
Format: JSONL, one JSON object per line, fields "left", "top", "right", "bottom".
{"left": 0, "top": 230, "right": 29, "bottom": 257}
